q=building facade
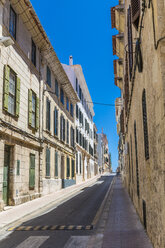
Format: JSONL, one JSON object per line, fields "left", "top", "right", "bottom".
{"left": 0, "top": 0, "right": 79, "bottom": 210}
{"left": 112, "top": 0, "right": 165, "bottom": 247}
{"left": 63, "top": 57, "right": 96, "bottom": 183}
{"left": 97, "top": 132, "right": 110, "bottom": 173}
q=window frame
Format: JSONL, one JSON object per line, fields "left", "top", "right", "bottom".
{"left": 46, "top": 98, "right": 51, "bottom": 131}
{"left": 60, "top": 88, "right": 64, "bottom": 105}
{"left": 46, "top": 66, "right": 51, "bottom": 87}
{"left": 31, "top": 39, "right": 36, "bottom": 67}
{"left": 8, "top": 69, "right": 16, "bottom": 116}
{"left": 9, "top": 6, "right": 17, "bottom": 40}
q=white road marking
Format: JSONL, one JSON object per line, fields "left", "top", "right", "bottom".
{"left": 64, "top": 236, "right": 90, "bottom": 248}
{"left": 16, "top": 236, "right": 49, "bottom": 248}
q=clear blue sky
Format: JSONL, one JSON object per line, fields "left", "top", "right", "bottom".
{"left": 30, "top": 0, "right": 120, "bottom": 171}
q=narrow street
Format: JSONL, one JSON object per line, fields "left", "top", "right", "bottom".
{"left": 0, "top": 175, "right": 114, "bottom": 248}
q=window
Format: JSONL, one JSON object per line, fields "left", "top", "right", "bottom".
{"left": 134, "top": 121, "right": 139, "bottom": 197}
{"left": 31, "top": 40, "right": 36, "bottom": 67}
{"left": 17, "top": 160, "right": 20, "bottom": 176}
{"left": 28, "top": 89, "right": 39, "bottom": 129}
{"left": 72, "top": 159, "right": 75, "bottom": 178}
{"left": 46, "top": 148, "right": 50, "bottom": 177}
{"left": 76, "top": 128, "right": 78, "bottom": 143}
{"left": 46, "top": 98, "right": 51, "bottom": 131}
{"left": 8, "top": 69, "right": 16, "bottom": 115}
{"left": 55, "top": 151, "right": 58, "bottom": 177}
{"left": 79, "top": 154, "right": 81, "bottom": 174}
{"left": 131, "top": 0, "right": 140, "bottom": 29}
{"left": 67, "top": 157, "right": 70, "bottom": 178}
{"left": 54, "top": 107, "right": 58, "bottom": 136}
{"left": 79, "top": 86, "right": 82, "bottom": 100}
{"left": 32, "top": 92, "right": 36, "bottom": 128}
{"left": 67, "top": 120, "right": 69, "bottom": 144}
{"left": 60, "top": 115, "right": 65, "bottom": 141}
{"left": 47, "top": 66, "right": 51, "bottom": 87}
{"left": 60, "top": 88, "right": 64, "bottom": 105}
{"left": 70, "top": 126, "right": 74, "bottom": 148}
{"left": 9, "top": 7, "right": 16, "bottom": 39}
{"left": 142, "top": 89, "right": 149, "bottom": 160}
{"left": 66, "top": 97, "right": 69, "bottom": 111}
{"left": 76, "top": 78, "right": 78, "bottom": 93}
{"left": 76, "top": 153, "right": 78, "bottom": 173}
{"left": 29, "top": 154, "right": 35, "bottom": 189}
{"left": 55, "top": 79, "right": 59, "bottom": 97}
{"left": 70, "top": 103, "right": 74, "bottom": 117}
{"left": 76, "top": 104, "right": 78, "bottom": 118}
{"left": 127, "top": 6, "right": 133, "bottom": 80}
{"left": 3, "top": 66, "right": 21, "bottom": 118}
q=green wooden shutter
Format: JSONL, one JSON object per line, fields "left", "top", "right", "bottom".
{"left": 55, "top": 151, "right": 58, "bottom": 177}
{"left": 28, "top": 89, "right": 32, "bottom": 126}
{"left": 29, "top": 154, "right": 35, "bottom": 189}
{"left": 72, "top": 159, "right": 75, "bottom": 178}
{"left": 4, "top": 65, "right": 10, "bottom": 111}
{"left": 36, "top": 97, "right": 39, "bottom": 130}
{"left": 46, "top": 148, "right": 50, "bottom": 177}
{"left": 16, "top": 77, "right": 20, "bottom": 117}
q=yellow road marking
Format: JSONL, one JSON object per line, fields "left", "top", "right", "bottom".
{"left": 41, "top": 226, "right": 49, "bottom": 230}
{"left": 50, "top": 225, "right": 58, "bottom": 230}
{"left": 8, "top": 226, "right": 17, "bottom": 231}
{"left": 33, "top": 226, "right": 41, "bottom": 231}
{"left": 76, "top": 225, "right": 82, "bottom": 230}
{"left": 67, "top": 225, "right": 74, "bottom": 230}
{"left": 85, "top": 225, "right": 92, "bottom": 230}
{"left": 59, "top": 225, "right": 65, "bottom": 230}
{"left": 25, "top": 226, "right": 33, "bottom": 231}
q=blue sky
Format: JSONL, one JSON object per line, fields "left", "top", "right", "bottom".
{"left": 30, "top": 0, "right": 120, "bottom": 171}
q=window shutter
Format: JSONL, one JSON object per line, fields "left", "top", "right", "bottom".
{"left": 60, "top": 115, "right": 62, "bottom": 140}
{"left": 72, "top": 159, "right": 75, "bottom": 178}
{"left": 4, "top": 65, "right": 10, "bottom": 111}
{"left": 29, "top": 154, "right": 35, "bottom": 189}
{"left": 54, "top": 109, "right": 56, "bottom": 135}
{"left": 111, "top": 7, "right": 116, "bottom": 29}
{"left": 15, "top": 77, "right": 20, "bottom": 117}
{"left": 124, "top": 53, "right": 129, "bottom": 116}
{"left": 56, "top": 109, "right": 58, "bottom": 136}
{"left": 142, "top": 89, "right": 149, "bottom": 160}
{"left": 112, "top": 35, "right": 116, "bottom": 55}
{"left": 127, "top": 6, "right": 133, "bottom": 80}
{"left": 28, "top": 89, "right": 32, "bottom": 126}
{"left": 63, "top": 118, "right": 65, "bottom": 142}
{"left": 55, "top": 151, "right": 58, "bottom": 177}
{"left": 131, "top": 0, "right": 140, "bottom": 29}
{"left": 36, "top": 97, "right": 39, "bottom": 129}
{"left": 46, "top": 148, "right": 50, "bottom": 177}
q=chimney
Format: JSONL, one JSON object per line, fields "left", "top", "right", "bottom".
{"left": 69, "top": 55, "right": 73, "bottom": 66}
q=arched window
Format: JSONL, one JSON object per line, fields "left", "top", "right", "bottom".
{"left": 142, "top": 89, "right": 149, "bottom": 160}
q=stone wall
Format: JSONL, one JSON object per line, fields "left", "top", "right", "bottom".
{"left": 123, "top": 1, "right": 165, "bottom": 247}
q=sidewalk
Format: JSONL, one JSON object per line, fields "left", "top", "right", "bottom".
{"left": 0, "top": 175, "right": 100, "bottom": 231}
{"left": 101, "top": 176, "right": 153, "bottom": 248}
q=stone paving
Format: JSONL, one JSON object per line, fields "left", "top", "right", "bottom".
{"left": 102, "top": 177, "right": 153, "bottom": 248}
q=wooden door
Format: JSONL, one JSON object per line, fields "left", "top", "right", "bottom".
{"left": 3, "top": 145, "right": 10, "bottom": 205}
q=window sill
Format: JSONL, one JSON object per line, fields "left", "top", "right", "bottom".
{"left": 45, "top": 176, "right": 51, "bottom": 179}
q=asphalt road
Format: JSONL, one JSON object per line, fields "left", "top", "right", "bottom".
{"left": 0, "top": 174, "right": 114, "bottom": 248}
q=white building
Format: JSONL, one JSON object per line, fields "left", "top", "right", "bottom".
{"left": 63, "top": 56, "right": 95, "bottom": 183}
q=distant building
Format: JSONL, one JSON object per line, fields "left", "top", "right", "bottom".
{"left": 62, "top": 56, "right": 96, "bottom": 183}
{"left": 97, "top": 132, "right": 110, "bottom": 172}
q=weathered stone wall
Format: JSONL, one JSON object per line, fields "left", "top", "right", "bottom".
{"left": 123, "top": 1, "right": 165, "bottom": 247}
